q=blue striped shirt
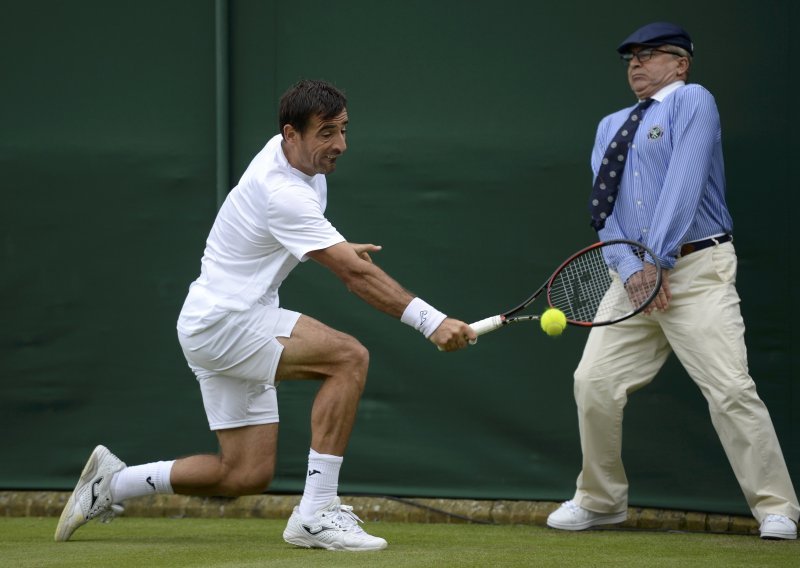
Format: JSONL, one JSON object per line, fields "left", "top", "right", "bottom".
{"left": 594, "top": 81, "right": 733, "bottom": 280}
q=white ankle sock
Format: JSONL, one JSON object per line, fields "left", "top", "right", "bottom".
{"left": 298, "top": 449, "right": 342, "bottom": 522}
{"left": 110, "top": 460, "right": 175, "bottom": 503}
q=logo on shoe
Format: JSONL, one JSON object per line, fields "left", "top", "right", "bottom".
{"left": 90, "top": 477, "right": 104, "bottom": 509}
{"left": 146, "top": 476, "right": 156, "bottom": 490}
{"left": 303, "top": 524, "right": 327, "bottom": 536}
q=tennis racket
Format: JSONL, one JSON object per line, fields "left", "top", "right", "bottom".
{"left": 470, "top": 239, "right": 662, "bottom": 339}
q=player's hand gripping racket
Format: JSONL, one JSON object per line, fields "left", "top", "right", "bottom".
{"left": 470, "top": 239, "right": 662, "bottom": 340}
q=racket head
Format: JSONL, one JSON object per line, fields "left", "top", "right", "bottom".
{"left": 545, "top": 239, "right": 661, "bottom": 326}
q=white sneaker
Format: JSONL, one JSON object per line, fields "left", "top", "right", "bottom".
{"left": 546, "top": 500, "right": 627, "bottom": 531}
{"left": 283, "top": 497, "right": 388, "bottom": 551}
{"left": 760, "top": 514, "right": 797, "bottom": 540}
{"left": 54, "top": 445, "right": 126, "bottom": 542}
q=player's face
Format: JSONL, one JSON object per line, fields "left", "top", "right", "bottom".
{"left": 290, "top": 110, "right": 349, "bottom": 176}
{"left": 626, "top": 45, "right": 687, "bottom": 99}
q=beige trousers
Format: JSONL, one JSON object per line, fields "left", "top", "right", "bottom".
{"left": 572, "top": 242, "right": 799, "bottom": 522}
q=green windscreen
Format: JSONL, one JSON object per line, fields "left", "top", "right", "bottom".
{"left": 1, "top": 0, "right": 796, "bottom": 516}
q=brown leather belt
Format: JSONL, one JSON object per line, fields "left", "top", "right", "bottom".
{"left": 679, "top": 234, "right": 732, "bottom": 257}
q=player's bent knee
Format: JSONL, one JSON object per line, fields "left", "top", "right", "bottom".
{"left": 335, "top": 336, "right": 370, "bottom": 375}
{"left": 349, "top": 341, "right": 370, "bottom": 389}
{"left": 351, "top": 340, "right": 370, "bottom": 372}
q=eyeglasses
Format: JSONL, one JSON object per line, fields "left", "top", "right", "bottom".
{"left": 620, "top": 48, "right": 684, "bottom": 64}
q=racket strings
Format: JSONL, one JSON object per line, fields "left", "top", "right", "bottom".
{"left": 548, "top": 248, "right": 621, "bottom": 322}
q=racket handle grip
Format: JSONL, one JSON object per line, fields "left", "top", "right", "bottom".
{"left": 435, "top": 315, "right": 504, "bottom": 351}
{"left": 469, "top": 315, "right": 504, "bottom": 336}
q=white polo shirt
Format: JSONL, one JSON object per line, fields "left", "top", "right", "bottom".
{"left": 177, "top": 134, "right": 345, "bottom": 335}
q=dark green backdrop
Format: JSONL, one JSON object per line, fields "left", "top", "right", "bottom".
{"left": 2, "top": 0, "right": 797, "bottom": 516}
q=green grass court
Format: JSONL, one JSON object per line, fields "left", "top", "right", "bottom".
{"left": 2, "top": 517, "right": 797, "bottom": 568}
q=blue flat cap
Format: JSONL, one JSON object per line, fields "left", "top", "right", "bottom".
{"left": 617, "top": 22, "right": 694, "bottom": 55}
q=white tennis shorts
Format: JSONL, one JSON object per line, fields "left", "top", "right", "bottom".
{"left": 177, "top": 304, "right": 301, "bottom": 431}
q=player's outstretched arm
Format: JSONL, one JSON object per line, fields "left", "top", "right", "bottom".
{"left": 307, "top": 242, "right": 475, "bottom": 350}
{"left": 308, "top": 242, "right": 412, "bottom": 316}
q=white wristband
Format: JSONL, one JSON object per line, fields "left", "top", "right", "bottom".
{"left": 401, "top": 297, "right": 447, "bottom": 338}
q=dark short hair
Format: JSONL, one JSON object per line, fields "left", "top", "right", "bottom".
{"left": 279, "top": 80, "right": 347, "bottom": 136}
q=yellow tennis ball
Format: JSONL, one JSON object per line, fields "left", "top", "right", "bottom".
{"left": 541, "top": 308, "right": 567, "bottom": 337}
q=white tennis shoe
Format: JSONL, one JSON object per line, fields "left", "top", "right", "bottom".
{"left": 54, "top": 445, "right": 126, "bottom": 542}
{"left": 760, "top": 514, "right": 797, "bottom": 540}
{"left": 283, "top": 497, "right": 388, "bottom": 551}
{"left": 546, "top": 500, "right": 627, "bottom": 531}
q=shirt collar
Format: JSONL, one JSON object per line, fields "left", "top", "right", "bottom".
{"left": 644, "top": 80, "right": 685, "bottom": 103}
{"left": 291, "top": 167, "right": 316, "bottom": 183}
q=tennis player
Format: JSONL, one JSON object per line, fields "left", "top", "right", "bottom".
{"left": 55, "top": 79, "right": 476, "bottom": 550}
